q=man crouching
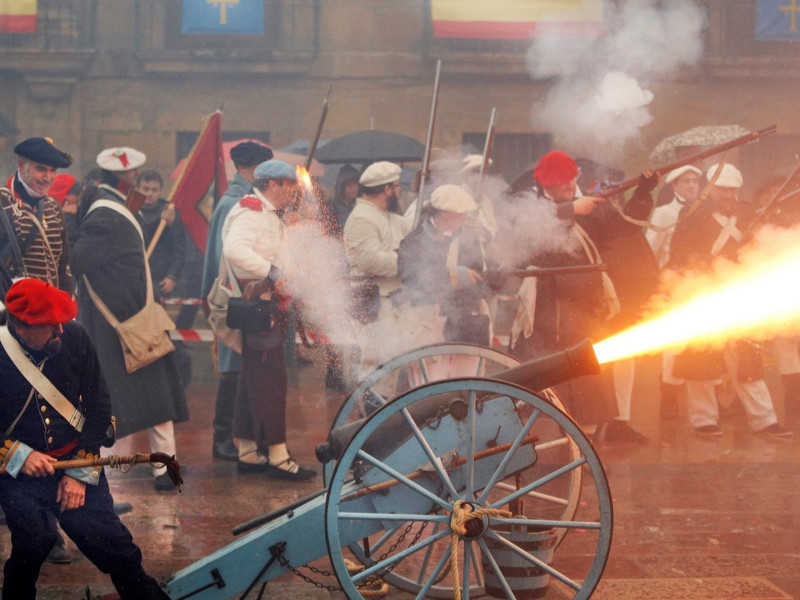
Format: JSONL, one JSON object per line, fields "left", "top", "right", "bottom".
{"left": 0, "top": 278, "right": 167, "bottom": 599}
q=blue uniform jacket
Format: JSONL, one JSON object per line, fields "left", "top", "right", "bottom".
{"left": 0, "top": 321, "right": 111, "bottom": 484}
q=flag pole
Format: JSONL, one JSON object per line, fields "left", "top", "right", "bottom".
{"left": 146, "top": 109, "right": 222, "bottom": 260}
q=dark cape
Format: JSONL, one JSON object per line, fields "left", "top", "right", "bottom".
{"left": 668, "top": 198, "right": 762, "bottom": 381}
{"left": 509, "top": 185, "right": 659, "bottom": 427}
{"left": 70, "top": 184, "right": 188, "bottom": 437}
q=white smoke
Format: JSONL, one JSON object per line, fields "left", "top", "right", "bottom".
{"left": 527, "top": 0, "right": 706, "bottom": 158}
{"left": 279, "top": 221, "right": 358, "bottom": 348}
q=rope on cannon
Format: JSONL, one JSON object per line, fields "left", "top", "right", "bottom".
{"left": 449, "top": 500, "right": 512, "bottom": 600}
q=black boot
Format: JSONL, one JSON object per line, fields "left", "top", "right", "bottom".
{"left": 111, "top": 564, "right": 170, "bottom": 599}
{"left": 213, "top": 372, "right": 239, "bottom": 461}
{"left": 660, "top": 382, "right": 680, "bottom": 418}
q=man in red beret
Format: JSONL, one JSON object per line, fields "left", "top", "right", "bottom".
{"left": 0, "top": 137, "right": 74, "bottom": 297}
{"left": 509, "top": 150, "right": 659, "bottom": 445}
{"left": 0, "top": 279, "right": 169, "bottom": 599}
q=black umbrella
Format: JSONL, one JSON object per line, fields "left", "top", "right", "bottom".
{"left": 314, "top": 129, "right": 424, "bottom": 164}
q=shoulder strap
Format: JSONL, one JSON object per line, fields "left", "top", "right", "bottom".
{"left": 217, "top": 251, "right": 242, "bottom": 297}
{"left": 0, "top": 325, "right": 85, "bottom": 432}
{"left": 83, "top": 199, "right": 154, "bottom": 326}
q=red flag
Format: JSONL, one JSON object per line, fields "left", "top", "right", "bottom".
{"left": 169, "top": 110, "right": 227, "bottom": 253}
{"left": 0, "top": 0, "right": 38, "bottom": 34}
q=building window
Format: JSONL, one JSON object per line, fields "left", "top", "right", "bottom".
{"left": 462, "top": 132, "right": 552, "bottom": 186}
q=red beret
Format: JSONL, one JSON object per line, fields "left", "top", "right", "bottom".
{"left": 48, "top": 174, "right": 77, "bottom": 206}
{"left": 5, "top": 279, "right": 77, "bottom": 325}
{"left": 534, "top": 151, "right": 579, "bottom": 188}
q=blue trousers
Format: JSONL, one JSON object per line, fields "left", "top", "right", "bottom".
{"left": 0, "top": 470, "right": 167, "bottom": 599}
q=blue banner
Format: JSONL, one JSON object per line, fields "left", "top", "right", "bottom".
{"left": 756, "top": 0, "right": 800, "bottom": 41}
{"left": 182, "top": 0, "right": 264, "bottom": 35}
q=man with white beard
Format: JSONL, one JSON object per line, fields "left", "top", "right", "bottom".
{"left": 646, "top": 165, "right": 702, "bottom": 418}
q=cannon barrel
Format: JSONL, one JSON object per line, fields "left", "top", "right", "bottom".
{"left": 316, "top": 338, "right": 600, "bottom": 464}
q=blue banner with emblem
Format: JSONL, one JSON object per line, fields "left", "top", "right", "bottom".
{"left": 756, "top": 0, "right": 800, "bottom": 40}
{"left": 182, "top": 0, "right": 264, "bottom": 35}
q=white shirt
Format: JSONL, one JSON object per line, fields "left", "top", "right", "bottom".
{"left": 221, "top": 191, "right": 282, "bottom": 280}
{"left": 646, "top": 194, "right": 690, "bottom": 269}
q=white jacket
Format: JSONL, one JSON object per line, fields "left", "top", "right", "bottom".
{"left": 343, "top": 198, "right": 411, "bottom": 294}
{"left": 221, "top": 192, "right": 282, "bottom": 280}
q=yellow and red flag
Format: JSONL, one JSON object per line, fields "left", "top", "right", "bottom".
{"left": 430, "top": 0, "right": 602, "bottom": 39}
{"left": 0, "top": 0, "right": 37, "bottom": 33}
{"left": 168, "top": 110, "right": 227, "bottom": 253}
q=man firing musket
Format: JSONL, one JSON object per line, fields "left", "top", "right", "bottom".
{"left": 0, "top": 278, "right": 170, "bottom": 599}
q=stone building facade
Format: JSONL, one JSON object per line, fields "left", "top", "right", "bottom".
{"left": 0, "top": 0, "right": 798, "bottom": 192}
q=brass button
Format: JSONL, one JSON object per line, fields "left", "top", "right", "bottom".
{"left": 40, "top": 406, "right": 47, "bottom": 413}
{"left": 91, "top": 470, "right": 99, "bottom": 478}
{"left": 47, "top": 436, "right": 53, "bottom": 444}
{"left": 44, "top": 418, "right": 50, "bottom": 425}
{"left": 36, "top": 393, "right": 43, "bottom": 400}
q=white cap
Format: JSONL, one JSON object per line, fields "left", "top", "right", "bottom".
{"left": 359, "top": 161, "right": 402, "bottom": 187}
{"left": 665, "top": 165, "right": 702, "bottom": 185}
{"left": 96, "top": 147, "right": 146, "bottom": 171}
{"left": 430, "top": 184, "right": 478, "bottom": 214}
{"left": 461, "top": 154, "right": 492, "bottom": 173}
{"left": 706, "top": 163, "right": 743, "bottom": 188}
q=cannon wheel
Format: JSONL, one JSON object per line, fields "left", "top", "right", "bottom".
{"left": 325, "top": 344, "right": 582, "bottom": 598}
{"left": 324, "top": 378, "right": 612, "bottom": 600}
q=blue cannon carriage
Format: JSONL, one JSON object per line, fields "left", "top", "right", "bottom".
{"left": 164, "top": 340, "right": 612, "bottom": 600}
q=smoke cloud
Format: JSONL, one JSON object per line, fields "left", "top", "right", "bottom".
{"left": 527, "top": 0, "right": 706, "bottom": 159}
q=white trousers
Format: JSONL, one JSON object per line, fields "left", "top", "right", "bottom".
{"left": 771, "top": 335, "right": 800, "bottom": 375}
{"left": 109, "top": 420, "right": 176, "bottom": 477}
{"left": 612, "top": 357, "right": 635, "bottom": 422}
{"left": 686, "top": 347, "right": 777, "bottom": 431}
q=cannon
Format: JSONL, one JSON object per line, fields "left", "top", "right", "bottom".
{"left": 163, "top": 339, "right": 612, "bottom": 600}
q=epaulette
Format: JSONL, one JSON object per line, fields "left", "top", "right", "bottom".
{"left": 239, "top": 196, "right": 263, "bottom": 212}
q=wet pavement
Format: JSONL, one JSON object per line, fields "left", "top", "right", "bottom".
{"left": 6, "top": 341, "right": 799, "bottom": 600}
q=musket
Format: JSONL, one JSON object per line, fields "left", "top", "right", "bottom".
{"left": 473, "top": 107, "right": 498, "bottom": 208}
{"left": 593, "top": 124, "right": 777, "bottom": 199}
{"left": 306, "top": 85, "right": 332, "bottom": 172}
{"left": 293, "top": 85, "right": 333, "bottom": 214}
{"left": 412, "top": 59, "right": 442, "bottom": 230}
{"left": 489, "top": 264, "right": 608, "bottom": 279}
{"left": 745, "top": 156, "right": 800, "bottom": 237}
{"left": 295, "top": 87, "right": 333, "bottom": 347}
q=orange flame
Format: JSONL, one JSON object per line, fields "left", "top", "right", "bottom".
{"left": 296, "top": 165, "right": 313, "bottom": 194}
{"left": 593, "top": 226, "right": 800, "bottom": 365}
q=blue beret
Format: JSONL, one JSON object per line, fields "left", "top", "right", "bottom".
{"left": 230, "top": 141, "right": 273, "bottom": 167}
{"left": 14, "top": 137, "right": 72, "bottom": 169}
{"left": 254, "top": 160, "right": 297, "bottom": 181}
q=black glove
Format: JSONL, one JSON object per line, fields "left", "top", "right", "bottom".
{"left": 636, "top": 171, "right": 660, "bottom": 195}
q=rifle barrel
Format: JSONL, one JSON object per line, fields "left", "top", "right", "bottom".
{"left": 594, "top": 125, "right": 777, "bottom": 199}
{"left": 493, "top": 264, "right": 608, "bottom": 279}
{"left": 413, "top": 59, "right": 442, "bottom": 230}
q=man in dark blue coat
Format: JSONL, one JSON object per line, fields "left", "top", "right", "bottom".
{"left": 0, "top": 278, "right": 168, "bottom": 599}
